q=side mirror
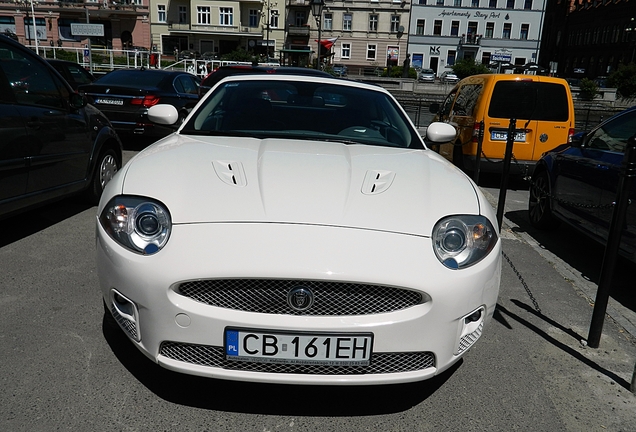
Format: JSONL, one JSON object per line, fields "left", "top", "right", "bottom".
{"left": 570, "top": 132, "right": 586, "bottom": 148}
{"left": 425, "top": 122, "right": 457, "bottom": 143}
{"left": 70, "top": 92, "right": 87, "bottom": 110}
{"left": 147, "top": 104, "right": 179, "bottom": 125}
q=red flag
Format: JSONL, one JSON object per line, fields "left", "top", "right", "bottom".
{"left": 316, "top": 37, "right": 338, "bottom": 51}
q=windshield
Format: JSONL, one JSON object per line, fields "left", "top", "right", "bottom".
{"left": 181, "top": 79, "right": 422, "bottom": 149}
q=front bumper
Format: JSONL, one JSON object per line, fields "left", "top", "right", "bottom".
{"left": 97, "top": 221, "right": 501, "bottom": 385}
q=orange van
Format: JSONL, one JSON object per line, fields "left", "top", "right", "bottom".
{"left": 430, "top": 74, "right": 575, "bottom": 176}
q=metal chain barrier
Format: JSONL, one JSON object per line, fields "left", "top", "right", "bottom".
{"left": 503, "top": 251, "right": 542, "bottom": 313}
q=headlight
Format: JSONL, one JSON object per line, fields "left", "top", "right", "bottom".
{"left": 432, "top": 215, "right": 498, "bottom": 269}
{"left": 99, "top": 196, "right": 171, "bottom": 255}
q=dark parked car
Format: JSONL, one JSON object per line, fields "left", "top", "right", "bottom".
{"left": 0, "top": 35, "right": 122, "bottom": 220}
{"left": 528, "top": 106, "right": 636, "bottom": 261}
{"left": 46, "top": 59, "right": 96, "bottom": 90}
{"left": 79, "top": 68, "right": 200, "bottom": 137}
{"left": 199, "top": 65, "right": 333, "bottom": 97}
{"left": 178, "top": 50, "right": 200, "bottom": 60}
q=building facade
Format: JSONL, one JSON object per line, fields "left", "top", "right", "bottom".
{"left": 540, "top": 0, "right": 635, "bottom": 79}
{"left": 148, "top": 0, "right": 285, "bottom": 58}
{"left": 0, "top": 0, "right": 150, "bottom": 51}
{"left": 407, "top": 0, "right": 546, "bottom": 76}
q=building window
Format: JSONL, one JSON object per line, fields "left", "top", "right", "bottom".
{"left": 471, "top": 0, "right": 479, "bottom": 6}
{"left": 367, "top": 44, "right": 376, "bottom": 60}
{"left": 219, "top": 7, "right": 233, "bottom": 26}
{"left": 467, "top": 21, "right": 478, "bottom": 36}
{"left": 341, "top": 43, "right": 351, "bottom": 59}
{"left": 179, "top": 6, "right": 187, "bottom": 24}
{"left": 482, "top": 51, "right": 491, "bottom": 64}
{"left": 419, "top": 0, "right": 427, "bottom": 3}
{"left": 270, "top": 10, "right": 279, "bottom": 29}
{"left": 433, "top": 20, "right": 442, "bottom": 36}
{"left": 249, "top": 9, "right": 259, "bottom": 27}
{"left": 416, "top": 19, "right": 425, "bottom": 35}
{"left": 447, "top": 50, "right": 456, "bottom": 66}
{"left": 391, "top": 16, "right": 400, "bottom": 33}
{"left": 485, "top": 22, "right": 494, "bottom": 38}
{"left": 524, "top": 0, "right": 532, "bottom": 9}
{"left": 436, "top": 0, "right": 444, "bottom": 4}
{"left": 158, "top": 5, "right": 166, "bottom": 23}
{"left": 502, "top": 23, "right": 511, "bottom": 39}
{"left": 343, "top": 13, "right": 352, "bottom": 31}
{"left": 451, "top": 21, "right": 459, "bottom": 36}
{"left": 197, "top": 6, "right": 210, "bottom": 25}
{"left": 489, "top": 0, "right": 497, "bottom": 6}
{"left": 369, "top": 14, "right": 378, "bottom": 32}
{"left": 520, "top": 23, "right": 529, "bottom": 40}
{"left": 506, "top": 0, "right": 514, "bottom": 8}
{"left": 324, "top": 13, "right": 333, "bottom": 30}
{"left": 295, "top": 11, "right": 305, "bottom": 27}
{"left": 454, "top": 0, "right": 461, "bottom": 6}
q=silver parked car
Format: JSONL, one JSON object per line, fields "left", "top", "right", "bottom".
{"left": 418, "top": 68, "right": 436, "bottom": 83}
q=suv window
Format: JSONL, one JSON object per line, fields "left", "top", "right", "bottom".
{"left": 489, "top": 81, "right": 569, "bottom": 121}
{"left": 0, "top": 55, "right": 68, "bottom": 109}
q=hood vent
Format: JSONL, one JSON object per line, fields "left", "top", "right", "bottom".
{"left": 361, "top": 170, "right": 396, "bottom": 195}
{"left": 212, "top": 161, "right": 247, "bottom": 187}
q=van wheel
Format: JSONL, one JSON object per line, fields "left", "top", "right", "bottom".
{"left": 528, "top": 170, "right": 560, "bottom": 230}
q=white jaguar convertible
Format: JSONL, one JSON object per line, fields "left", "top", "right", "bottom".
{"left": 96, "top": 75, "right": 501, "bottom": 385}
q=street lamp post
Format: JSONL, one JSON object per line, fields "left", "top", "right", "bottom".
{"left": 311, "top": 0, "right": 324, "bottom": 69}
{"left": 29, "top": 0, "right": 39, "bottom": 54}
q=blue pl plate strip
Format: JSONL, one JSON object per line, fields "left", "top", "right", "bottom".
{"left": 226, "top": 330, "right": 239, "bottom": 356}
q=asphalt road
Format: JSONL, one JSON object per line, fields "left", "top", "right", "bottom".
{"left": 2, "top": 140, "right": 636, "bottom": 431}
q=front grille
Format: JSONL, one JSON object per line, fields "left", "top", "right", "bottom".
{"left": 176, "top": 279, "right": 423, "bottom": 316}
{"left": 159, "top": 342, "right": 435, "bottom": 375}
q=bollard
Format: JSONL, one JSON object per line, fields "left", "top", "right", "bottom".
{"left": 472, "top": 121, "right": 485, "bottom": 185}
{"left": 587, "top": 135, "right": 636, "bottom": 348}
{"left": 496, "top": 118, "right": 516, "bottom": 232}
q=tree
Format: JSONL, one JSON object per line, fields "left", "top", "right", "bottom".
{"left": 579, "top": 78, "right": 599, "bottom": 101}
{"left": 607, "top": 63, "right": 636, "bottom": 100}
{"left": 451, "top": 58, "right": 491, "bottom": 79}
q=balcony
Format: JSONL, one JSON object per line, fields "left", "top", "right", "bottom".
{"left": 459, "top": 34, "right": 481, "bottom": 46}
{"left": 288, "top": 25, "right": 310, "bottom": 37}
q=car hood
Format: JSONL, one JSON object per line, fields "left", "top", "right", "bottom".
{"left": 118, "top": 134, "right": 482, "bottom": 236}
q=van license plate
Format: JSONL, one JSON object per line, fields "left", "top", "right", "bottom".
{"left": 491, "top": 131, "right": 526, "bottom": 142}
{"left": 225, "top": 328, "right": 373, "bottom": 366}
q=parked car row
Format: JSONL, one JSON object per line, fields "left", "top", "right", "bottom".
{"left": 0, "top": 35, "right": 122, "bottom": 220}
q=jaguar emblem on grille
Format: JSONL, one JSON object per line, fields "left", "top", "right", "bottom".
{"left": 287, "top": 286, "right": 314, "bottom": 311}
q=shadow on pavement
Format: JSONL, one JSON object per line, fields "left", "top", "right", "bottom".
{"left": 0, "top": 198, "right": 92, "bottom": 247}
{"left": 505, "top": 209, "right": 636, "bottom": 320}
{"left": 495, "top": 302, "right": 631, "bottom": 390}
{"left": 103, "top": 319, "right": 459, "bottom": 414}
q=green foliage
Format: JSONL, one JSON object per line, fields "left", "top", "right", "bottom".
{"left": 451, "top": 58, "right": 491, "bottom": 79}
{"left": 579, "top": 78, "right": 599, "bottom": 101}
{"left": 379, "top": 66, "right": 417, "bottom": 78}
{"left": 607, "top": 63, "right": 636, "bottom": 100}
{"left": 220, "top": 47, "right": 258, "bottom": 63}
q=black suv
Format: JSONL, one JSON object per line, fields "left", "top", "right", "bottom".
{"left": 199, "top": 65, "right": 333, "bottom": 97}
{"left": 0, "top": 35, "right": 122, "bottom": 220}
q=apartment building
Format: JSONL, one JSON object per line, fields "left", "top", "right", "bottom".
{"left": 408, "top": 0, "right": 546, "bottom": 76}
{"left": 0, "top": 0, "right": 150, "bottom": 51}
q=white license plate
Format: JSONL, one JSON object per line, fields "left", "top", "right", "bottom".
{"left": 491, "top": 131, "right": 526, "bottom": 142}
{"left": 225, "top": 328, "right": 373, "bottom": 366}
{"left": 95, "top": 98, "right": 124, "bottom": 106}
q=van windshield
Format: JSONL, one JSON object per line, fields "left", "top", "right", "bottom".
{"left": 488, "top": 81, "right": 569, "bottom": 122}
